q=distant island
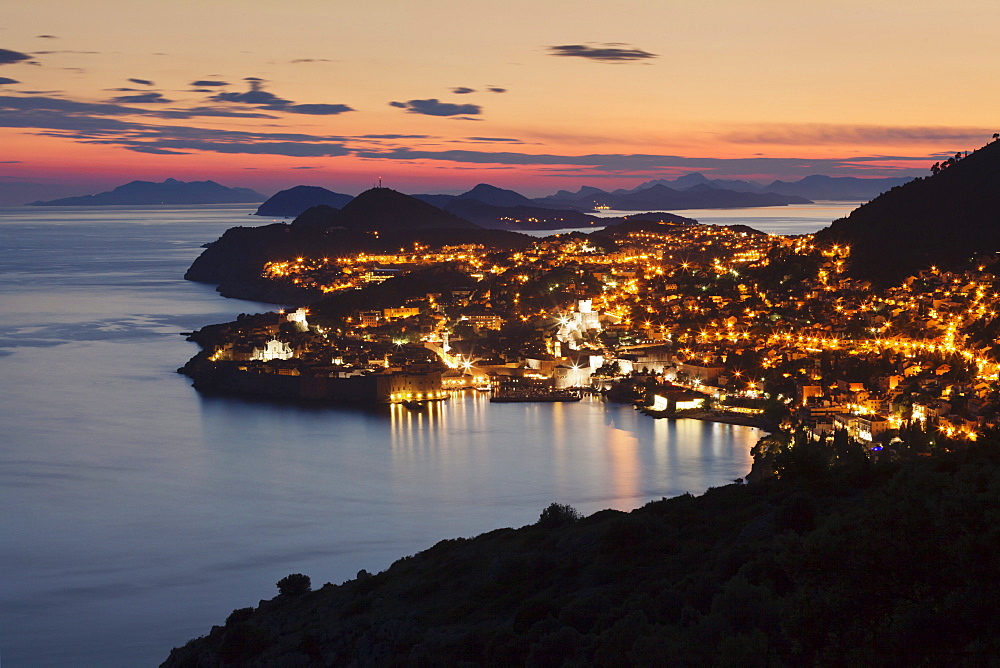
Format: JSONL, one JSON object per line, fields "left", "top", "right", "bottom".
{"left": 29, "top": 178, "right": 265, "bottom": 206}
{"left": 252, "top": 174, "right": 914, "bottom": 224}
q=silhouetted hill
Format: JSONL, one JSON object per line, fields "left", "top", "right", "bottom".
{"left": 30, "top": 178, "right": 264, "bottom": 206}
{"left": 621, "top": 173, "right": 913, "bottom": 201}
{"left": 289, "top": 204, "right": 339, "bottom": 228}
{"left": 332, "top": 187, "right": 479, "bottom": 231}
{"left": 163, "top": 442, "right": 1000, "bottom": 666}
{"left": 532, "top": 183, "right": 810, "bottom": 210}
{"left": 764, "top": 174, "right": 913, "bottom": 201}
{"left": 815, "top": 140, "right": 1000, "bottom": 286}
{"left": 254, "top": 185, "right": 354, "bottom": 218}
{"left": 457, "top": 183, "right": 537, "bottom": 207}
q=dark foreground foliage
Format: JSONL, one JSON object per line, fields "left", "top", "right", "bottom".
{"left": 163, "top": 439, "right": 1000, "bottom": 667}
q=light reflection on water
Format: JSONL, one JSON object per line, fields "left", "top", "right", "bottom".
{"left": 1, "top": 205, "right": 761, "bottom": 666}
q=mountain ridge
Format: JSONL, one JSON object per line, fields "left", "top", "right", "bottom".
{"left": 30, "top": 178, "right": 265, "bottom": 206}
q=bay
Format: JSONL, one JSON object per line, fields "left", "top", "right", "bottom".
{"left": 0, "top": 204, "right": 766, "bottom": 666}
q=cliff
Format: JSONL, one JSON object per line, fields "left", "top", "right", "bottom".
{"left": 163, "top": 441, "right": 1000, "bottom": 666}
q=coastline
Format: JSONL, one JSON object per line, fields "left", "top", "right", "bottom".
{"left": 640, "top": 406, "right": 774, "bottom": 431}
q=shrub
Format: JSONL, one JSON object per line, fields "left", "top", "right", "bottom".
{"left": 537, "top": 503, "right": 582, "bottom": 528}
{"left": 276, "top": 573, "right": 311, "bottom": 596}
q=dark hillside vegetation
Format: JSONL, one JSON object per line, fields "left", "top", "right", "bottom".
{"left": 816, "top": 138, "right": 1000, "bottom": 286}
{"left": 163, "top": 437, "right": 1000, "bottom": 667}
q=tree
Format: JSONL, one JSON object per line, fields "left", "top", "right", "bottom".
{"left": 276, "top": 573, "right": 311, "bottom": 596}
{"left": 537, "top": 502, "right": 582, "bottom": 527}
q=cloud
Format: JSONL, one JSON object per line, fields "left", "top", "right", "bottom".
{"left": 451, "top": 87, "right": 476, "bottom": 94}
{"left": 207, "top": 79, "right": 352, "bottom": 114}
{"left": 548, "top": 43, "right": 658, "bottom": 62}
{"left": 36, "top": 35, "right": 58, "bottom": 39}
{"left": 465, "top": 137, "right": 523, "bottom": 143}
{"left": 109, "top": 92, "right": 172, "bottom": 104}
{"left": 360, "top": 134, "right": 431, "bottom": 139}
{"left": 487, "top": 87, "right": 507, "bottom": 93}
{"left": 127, "top": 78, "right": 154, "bottom": 86}
{"left": 389, "top": 98, "right": 482, "bottom": 117}
{"left": 352, "top": 146, "right": 928, "bottom": 177}
{"left": 190, "top": 79, "right": 229, "bottom": 87}
{"left": 0, "top": 77, "right": 19, "bottom": 85}
{"left": 292, "top": 165, "right": 318, "bottom": 169}
{"left": 290, "top": 58, "right": 332, "bottom": 64}
{"left": 724, "top": 123, "right": 995, "bottom": 146}
{"left": 282, "top": 103, "right": 353, "bottom": 115}
{"left": 211, "top": 79, "right": 292, "bottom": 106}
{"left": 0, "top": 94, "right": 356, "bottom": 157}
{"left": 33, "top": 50, "right": 99, "bottom": 55}
{"left": 0, "top": 49, "right": 32, "bottom": 65}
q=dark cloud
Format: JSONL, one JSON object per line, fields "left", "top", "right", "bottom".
{"left": 451, "top": 87, "right": 476, "bottom": 94}
{"left": 109, "top": 92, "right": 172, "bottom": 104}
{"left": 465, "top": 137, "right": 523, "bottom": 143}
{"left": 0, "top": 49, "right": 32, "bottom": 65}
{"left": 548, "top": 43, "right": 658, "bottom": 62}
{"left": 162, "top": 106, "right": 277, "bottom": 119}
{"left": 0, "top": 94, "right": 354, "bottom": 158}
{"left": 352, "top": 146, "right": 927, "bottom": 178}
{"left": 190, "top": 80, "right": 229, "bottom": 87}
{"left": 292, "top": 166, "right": 318, "bottom": 169}
{"left": 211, "top": 79, "right": 292, "bottom": 106}
{"left": 0, "top": 77, "right": 19, "bottom": 85}
{"left": 127, "top": 78, "right": 154, "bottom": 86}
{"left": 36, "top": 35, "right": 58, "bottom": 39}
{"left": 290, "top": 58, "right": 332, "bottom": 64}
{"left": 0, "top": 93, "right": 275, "bottom": 121}
{"left": 360, "top": 134, "right": 431, "bottom": 139}
{"left": 450, "top": 116, "right": 482, "bottom": 122}
{"left": 207, "top": 79, "right": 352, "bottom": 115}
{"left": 122, "top": 140, "right": 352, "bottom": 157}
{"left": 724, "top": 123, "right": 994, "bottom": 146}
{"left": 282, "top": 103, "right": 353, "bottom": 115}
{"left": 33, "top": 50, "right": 99, "bottom": 55}
{"left": 389, "top": 98, "right": 482, "bottom": 117}
{"left": 126, "top": 145, "right": 188, "bottom": 155}
{"left": 487, "top": 87, "right": 507, "bottom": 93}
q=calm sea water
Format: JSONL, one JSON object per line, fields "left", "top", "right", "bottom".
{"left": 0, "top": 202, "right": 836, "bottom": 666}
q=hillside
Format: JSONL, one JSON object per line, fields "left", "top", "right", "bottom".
{"left": 163, "top": 440, "right": 1000, "bottom": 666}
{"left": 254, "top": 185, "right": 354, "bottom": 218}
{"left": 185, "top": 191, "right": 531, "bottom": 303}
{"left": 331, "top": 187, "right": 479, "bottom": 231}
{"left": 816, "top": 140, "right": 1000, "bottom": 286}
{"left": 30, "top": 178, "right": 264, "bottom": 206}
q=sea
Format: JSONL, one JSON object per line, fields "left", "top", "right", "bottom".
{"left": 0, "top": 201, "right": 855, "bottom": 666}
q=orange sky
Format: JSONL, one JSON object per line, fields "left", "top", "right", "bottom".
{"left": 1, "top": 0, "right": 998, "bottom": 202}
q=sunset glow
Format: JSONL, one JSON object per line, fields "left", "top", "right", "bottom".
{"left": 2, "top": 0, "right": 999, "bottom": 202}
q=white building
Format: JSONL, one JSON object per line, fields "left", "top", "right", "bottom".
{"left": 251, "top": 339, "right": 293, "bottom": 361}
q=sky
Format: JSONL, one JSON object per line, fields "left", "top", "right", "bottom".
{"left": 1, "top": 0, "right": 999, "bottom": 203}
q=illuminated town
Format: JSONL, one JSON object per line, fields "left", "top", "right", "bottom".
{"left": 182, "top": 217, "right": 1000, "bottom": 454}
